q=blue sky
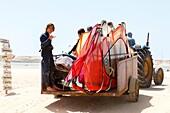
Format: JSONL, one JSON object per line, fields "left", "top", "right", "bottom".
{"left": 0, "top": 0, "right": 170, "bottom": 60}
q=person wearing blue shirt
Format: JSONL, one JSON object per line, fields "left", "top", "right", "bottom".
{"left": 128, "top": 32, "right": 136, "bottom": 47}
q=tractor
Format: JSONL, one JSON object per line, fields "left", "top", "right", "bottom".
{"left": 132, "top": 32, "right": 164, "bottom": 88}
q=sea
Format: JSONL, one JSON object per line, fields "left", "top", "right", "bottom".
{"left": 0, "top": 62, "right": 40, "bottom": 67}
{"left": 0, "top": 61, "right": 169, "bottom": 71}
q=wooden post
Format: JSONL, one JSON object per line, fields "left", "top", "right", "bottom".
{"left": 5, "top": 90, "right": 8, "bottom": 94}
{"left": 0, "top": 38, "right": 15, "bottom": 94}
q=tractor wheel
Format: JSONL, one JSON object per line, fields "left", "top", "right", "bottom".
{"left": 153, "top": 68, "right": 164, "bottom": 85}
{"left": 137, "top": 49, "right": 153, "bottom": 88}
{"left": 129, "top": 77, "right": 139, "bottom": 102}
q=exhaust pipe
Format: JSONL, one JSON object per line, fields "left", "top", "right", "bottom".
{"left": 146, "top": 32, "right": 149, "bottom": 47}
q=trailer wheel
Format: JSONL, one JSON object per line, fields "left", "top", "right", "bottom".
{"left": 154, "top": 68, "right": 164, "bottom": 85}
{"left": 138, "top": 49, "right": 153, "bottom": 88}
{"left": 129, "top": 77, "right": 139, "bottom": 102}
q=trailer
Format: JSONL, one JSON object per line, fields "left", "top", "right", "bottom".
{"left": 41, "top": 20, "right": 164, "bottom": 102}
{"left": 42, "top": 55, "right": 139, "bottom": 102}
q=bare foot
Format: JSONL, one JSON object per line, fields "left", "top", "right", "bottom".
{"left": 47, "top": 87, "right": 57, "bottom": 92}
{"left": 52, "top": 85, "right": 62, "bottom": 90}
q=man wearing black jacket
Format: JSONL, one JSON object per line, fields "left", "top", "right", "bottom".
{"left": 40, "top": 23, "right": 60, "bottom": 91}
{"left": 68, "top": 28, "right": 85, "bottom": 54}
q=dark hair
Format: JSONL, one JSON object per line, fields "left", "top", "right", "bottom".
{"left": 87, "top": 26, "right": 92, "bottom": 32}
{"left": 46, "top": 23, "right": 55, "bottom": 31}
{"left": 128, "top": 32, "right": 133, "bottom": 38}
{"left": 78, "top": 28, "right": 85, "bottom": 35}
{"left": 101, "top": 20, "right": 107, "bottom": 26}
{"left": 108, "top": 22, "right": 113, "bottom": 26}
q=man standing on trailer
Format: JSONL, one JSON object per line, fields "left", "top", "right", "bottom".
{"left": 40, "top": 23, "right": 61, "bottom": 91}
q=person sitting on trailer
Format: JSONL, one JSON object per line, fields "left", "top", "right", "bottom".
{"left": 127, "top": 32, "right": 136, "bottom": 47}
{"left": 68, "top": 28, "right": 85, "bottom": 55}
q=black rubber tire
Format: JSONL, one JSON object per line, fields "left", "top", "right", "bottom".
{"left": 137, "top": 49, "right": 153, "bottom": 88}
{"left": 153, "top": 68, "right": 164, "bottom": 85}
{"left": 129, "top": 77, "right": 139, "bottom": 102}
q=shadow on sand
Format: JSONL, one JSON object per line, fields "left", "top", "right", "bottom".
{"left": 5, "top": 92, "right": 20, "bottom": 96}
{"left": 140, "top": 83, "right": 168, "bottom": 91}
{"left": 45, "top": 94, "right": 152, "bottom": 113}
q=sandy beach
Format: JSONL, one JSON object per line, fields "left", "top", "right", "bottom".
{"left": 0, "top": 65, "right": 170, "bottom": 113}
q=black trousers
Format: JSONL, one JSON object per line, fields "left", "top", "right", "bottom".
{"left": 42, "top": 51, "right": 55, "bottom": 87}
